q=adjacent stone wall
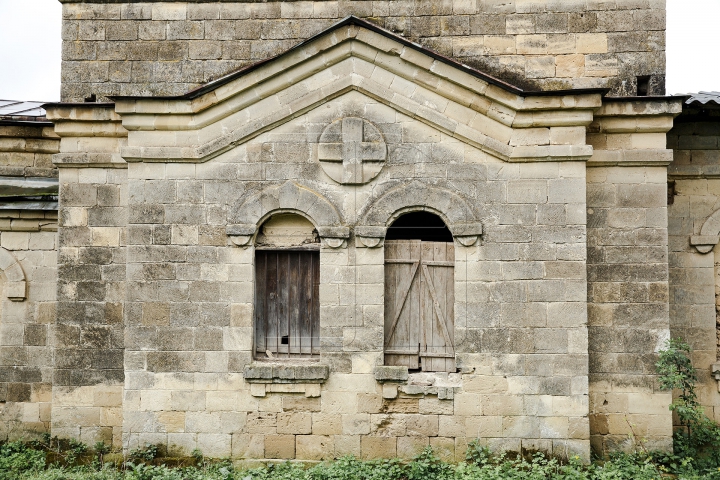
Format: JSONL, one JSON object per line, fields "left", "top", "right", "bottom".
{"left": 0, "top": 122, "right": 59, "bottom": 441}
{"left": 0, "top": 123, "right": 59, "bottom": 179}
{"left": 59, "top": 0, "right": 666, "bottom": 102}
{"left": 585, "top": 100, "right": 679, "bottom": 455}
{"left": 0, "top": 228, "right": 58, "bottom": 441}
{"left": 667, "top": 112, "right": 720, "bottom": 424}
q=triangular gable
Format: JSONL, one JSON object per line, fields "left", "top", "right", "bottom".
{"left": 113, "top": 16, "right": 600, "bottom": 164}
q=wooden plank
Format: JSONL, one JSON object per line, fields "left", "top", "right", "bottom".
{"left": 254, "top": 251, "right": 267, "bottom": 355}
{"left": 407, "top": 241, "right": 421, "bottom": 369}
{"left": 266, "top": 251, "right": 279, "bottom": 355}
{"left": 311, "top": 251, "right": 320, "bottom": 355}
{"left": 299, "top": 251, "right": 312, "bottom": 355}
{"left": 446, "top": 242, "right": 455, "bottom": 372}
{"left": 438, "top": 242, "right": 454, "bottom": 372}
{"left": 384, "top": 240, "right": 420, "bottom": 369}
{"left": 422, "top": 260, "right": 454, "bottom": 266}
{"left": 277, "top": 252, "right": 290, "bottom": 356}
{"left": 289, "top": 252, "right": 300, "bottom": 355}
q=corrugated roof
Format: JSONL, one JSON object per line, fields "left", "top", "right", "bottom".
{"left": 0, "top": 99, "right": 47, "bottom": 121}
{"left": 685, "top": 91, "right": 720, "bottom": 107}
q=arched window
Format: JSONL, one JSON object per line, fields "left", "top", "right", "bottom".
{"left": 384, "top": 211, "right": 455, "bottom": 372}
{"left": 254, "top": 214, "right": 319, "bottom": 359}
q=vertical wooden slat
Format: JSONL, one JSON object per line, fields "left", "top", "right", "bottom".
{"left": 409, "top": 241, "right": 421, "bottom": 368}
{"left": 266, "top": 251, "right": 278, "bottom": 356}
{"left": 289, "top": 252, "right": 300, "bottom": 355}
{"left": 254, "top": 251, "right": 267, "bottom": 355}
{"left": 421, "top": 241, "right": 435, "bottom": 371}
{"left": 446, "top": 242, "right": 455, "bottom": 372}
{"left": 298, "top": 251, "right": 310, "bottom": 355}
{"left": 311, "top": 251, "right": 320, "bottom": 355}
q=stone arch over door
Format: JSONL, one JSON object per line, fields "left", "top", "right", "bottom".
{"left": 0, "top": 247, "right": 27, "bottom": 301}
{"left": 356, "top": 181, "right": 483, "bottom": 247}
{"left": 226, "top": 181, "right": 349, "bottom": 248}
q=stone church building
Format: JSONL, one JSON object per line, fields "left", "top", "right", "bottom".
{"left": 1, "top": 0, "right": 720, "bottom": 463}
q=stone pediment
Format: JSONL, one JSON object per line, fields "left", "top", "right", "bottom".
{"left": 113, "top": 17, "right": 599, "bottom": 165}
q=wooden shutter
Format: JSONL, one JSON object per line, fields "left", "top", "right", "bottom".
{"left": 255, "top": 250, "right": 320, "bottom": 358}
{"left": 384, "top": 240, "right": 455, "bottom": 372}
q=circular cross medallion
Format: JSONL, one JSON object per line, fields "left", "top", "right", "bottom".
{"left": 318, "top": 117, "right": 387, "bottom": 185}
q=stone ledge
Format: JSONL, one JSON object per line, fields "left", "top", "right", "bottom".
{"left": 373, "top": 366, "right": 408, "bottom": 383}
{"left": 690, "top": 235, "right": 720, "bottom": 254}
{"left": 243, "top": 363, "right": 329, "bottom": 384}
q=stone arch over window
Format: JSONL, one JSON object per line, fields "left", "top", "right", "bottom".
{"left": 690, "top": 208, "right": 720, "bottom": 253}
{"left": 0, "top": 247, "right": 26, "bottom": 302}
{"left": 356, "top": 181, "right": 483, "bottom": 248}
{"left": 226, "top": 181, "right": 349, "bottom": 248}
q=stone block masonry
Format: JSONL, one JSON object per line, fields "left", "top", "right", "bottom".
{"left": 586, "top": 99, "right": 679, "bottom": 455}
{"left": 666, "top": 111, "right": 720, "bottom": 426}
{"left": 59, "top": 0, "right": 666, "bottom": 102}
{"left": 0, "top": 122, "right": 59, "bottom": 441}
{"left": 4, "top": 7, "right": 698, "bottom": 463}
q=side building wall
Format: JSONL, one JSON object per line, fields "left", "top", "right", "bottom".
{"left": 0, "top": 122, "right": 60, "bottom": 441}
{"left": 667, "top": 112, "right": 720, "bottom": 424}
{"left": 59, "top": 0, "right": 666, "bottom": 102}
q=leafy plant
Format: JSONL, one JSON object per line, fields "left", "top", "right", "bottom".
{"left": 656, "top": 337, "right": 720, "bottom": 474}
{"left": 127, "top": 444, "right": 158, "bottom": 463}
{"left": 0, "top": 441, "right": 46, "bottom": 479}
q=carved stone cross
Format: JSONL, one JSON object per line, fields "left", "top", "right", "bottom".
{"left": 318, "top": 117, "right": 387, "bottom": 185}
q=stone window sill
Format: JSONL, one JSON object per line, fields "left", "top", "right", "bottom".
{"left": 243, "top": 362, "right": 329, "bottom": 383}
{"left": 244, "top": 363, "right": 329, "bottom": 398}
{"left": 374, "top": 366, "right": 459, "bottom": 400}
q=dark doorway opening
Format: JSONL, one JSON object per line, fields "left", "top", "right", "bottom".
{"left": 385, "top": 211, "right": 453, "bottom": 242}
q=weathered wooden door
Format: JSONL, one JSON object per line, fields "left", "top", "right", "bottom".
{"left": 255, "top": 250, "right": 320, "bottom": 358}
{"left": 384, "top": 240, "right": 455, "bottom": 372}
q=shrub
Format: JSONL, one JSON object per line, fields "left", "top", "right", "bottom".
{"left": 656, "top": 337, "right": 720, "bottom": 475}
{"left": 0, "top": 441, "right": 45, "bottom": 479}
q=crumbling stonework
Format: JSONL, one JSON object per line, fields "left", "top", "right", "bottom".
{"left": 58, "top": 0, "right": 666, "bottom": 102}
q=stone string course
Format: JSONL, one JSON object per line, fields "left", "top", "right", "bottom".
{"left": 60, "top": 0, "right": 666, "bottom": 102}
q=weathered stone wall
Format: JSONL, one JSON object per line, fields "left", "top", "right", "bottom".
{"left": 46, "top": 105, "right": 128, "bottom": 446}
{"left": 585, "top": 100, "right": 678, "bottom": 455}
{"left": 0, "top": 123, "right": 60, "bottom": 440}
{"left": 59, "top": 0, "right": 666, "bottom": 102}
{"left": 667, "top": 114, "right": 720, "bottom": 424}
{"left": 0, "top": 227, "right": 58, "bottom": 441}
{"left": 0, "top": 123, "right": 59, "bottom": 179}
{"left": 119, "top": 89, "right": 592, "bottom": 459}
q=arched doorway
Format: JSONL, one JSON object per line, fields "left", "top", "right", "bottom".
{"left": 384, "top": 211, "right": 455, "bottom": 372}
